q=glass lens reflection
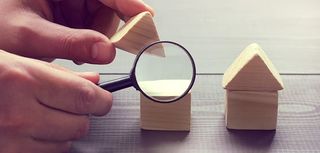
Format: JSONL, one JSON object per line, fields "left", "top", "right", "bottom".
{"left": 135, "top": 42, "right": 194, "bottom": 102}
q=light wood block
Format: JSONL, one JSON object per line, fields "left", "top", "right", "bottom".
{"left": 225, "top": 90, "right": 278, "bottom": 130}
{"left": 110, "top": 11, "right": 162, "bottom": 56}
{"left": 222, "top": 43, "right": 284, "bottom": 91}
{"left": 140, "top": 92, "right": 191, "bottom": 131}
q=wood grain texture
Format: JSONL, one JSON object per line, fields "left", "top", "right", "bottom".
{"left": 71, "top": 75, "right": 320, "bottom": 153}
{"left": 225, "top": 90, "right": 278, "bottom": 130}
{"left": 110, "top": 11, "right": 161, "bottom": 56}
{"left": 223, "top": 43, "right": 284, "bottom": 91}
{"left": 140, "top": 93, "right": 191, "bottom": 131}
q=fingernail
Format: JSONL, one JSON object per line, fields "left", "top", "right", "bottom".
{"left": 146, "top": 5, "right": 155, "bottom": 16}
{"left": 139, "top": 0, "right": 155, "bottom": 16}
{"left": 78, "top": 72, "right": 100, "bottom": 78}
{"left": 79, "top": 72, "right": 99, "bottom": 76}
{"left": 91, "top": 42, "right": 108, "bottom": 62}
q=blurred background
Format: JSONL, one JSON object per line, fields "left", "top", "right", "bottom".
{"left": 54, "top": 0, "right": 320, "bottom": 74}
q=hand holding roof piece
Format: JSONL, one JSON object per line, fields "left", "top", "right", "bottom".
{"left": 110, "top": 12, "right": 164, "bottom": 57}
{"left": 223, "top": 43, "right": 284, "bottom": 130}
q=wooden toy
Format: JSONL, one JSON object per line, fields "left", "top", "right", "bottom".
{"left": 140, "top": 93, "right": 191, "bottom": 131}
{"left": 222, "top": 43, "right": 284, "bottom": 130}
{"left": 107, "top": 12, "right": 190, "bottom": 131}
{"left": 110, "top": 11, "right": 162, "bottom": 56}
{"left": 139, "top": 80, "right": 191, "bottom": 131}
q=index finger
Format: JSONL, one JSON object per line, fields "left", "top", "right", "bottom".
{"left": 99, "top": 0, "right": 155, "bottom": 17}
{"left": 32, "top": 62, "right": 112, "bottom": 116}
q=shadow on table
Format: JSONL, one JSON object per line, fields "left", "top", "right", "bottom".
{"left": 140, "top": 130, "right": 189, "bottom": 146}
{"left": 227, "top": 129, "right": 276, "bottom": 150}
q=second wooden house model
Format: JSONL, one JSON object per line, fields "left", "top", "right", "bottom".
{"left": 222, "top": 43, "right": 284, "bottom": 130}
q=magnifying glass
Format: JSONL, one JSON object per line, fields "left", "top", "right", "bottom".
{"left": 99, "top": 41, "right": 196, "bottom": 103}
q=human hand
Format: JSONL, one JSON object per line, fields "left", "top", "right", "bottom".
{"left": 0, "top": 50, "right": 112, "bottom": 153}
{"left": 0, "top": 0, "right": 154, "bottom": 64}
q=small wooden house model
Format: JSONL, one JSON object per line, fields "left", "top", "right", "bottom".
{"left": 222, "top": 43, "right": 284, "bottom": 130}
{"left": 108, "top": 11, "right": 190, "bottom": 131}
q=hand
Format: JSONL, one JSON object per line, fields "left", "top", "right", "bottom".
{"left": 0, "top": 0, "right": 154, "bottom": 64}
{"left": 0, "top": 50, "right": 112, "bottom": 153}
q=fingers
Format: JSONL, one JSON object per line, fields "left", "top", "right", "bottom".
{"left": 38, "top": 60, "right": 100, "bottom": 84}
{"left": 31, "top": 61, "right": 112, "bottom": 116}
{"left": 30, "top": 104, "right": 89, "bottom": 142}
{"left": 91, "top": 5, "right": 120, "bottom": 38}
{"left": 99, "top": 0, "right": 154, "bottom": 17}
{"left": 14, "top": 13, "right": 116, "bottom": 64}
{"left": 0, "top": 52, "right": 101, "bottom": 153}
{"left": 25, "top": 138, "right": 71, "bottom": 153}
{"left": 4, "top": 138, "right": 71, "bottom": 153}
{"left": 75, "top": 72, "right": 100, "bottom": 84}
{"left": 34, "top": 141, "right": 71, "bottom": 153}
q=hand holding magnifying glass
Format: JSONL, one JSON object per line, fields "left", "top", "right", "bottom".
{"left": 98, "top": 41, "right": 196, "bottom": 103}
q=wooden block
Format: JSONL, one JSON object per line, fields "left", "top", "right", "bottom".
{"left": 225, "top": 90, "right": 278, "bottom": 130}
{"left": 140, "top": 92, "right": 191, "bottom": 131}
{"left": 222, "top": 43, "right": 284, "bottom": 91}
{"left": 110, "top": 11, "right": 163, "bottom": 56}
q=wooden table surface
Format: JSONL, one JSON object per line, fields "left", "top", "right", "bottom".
{"left": 70, "top": 75, "right": 320, "bottom": 153}
{"left": 63, "top": 0, "right": 320, "bottom": 152}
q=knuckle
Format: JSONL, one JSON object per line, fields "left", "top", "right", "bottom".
{"left": 60, "top": 30, "right": 96, "bottom": 61}
{"left": 17, "top": 24, "right": 30, "bottom": 37}
{"left": 46, "top": 62, "right": 65, "bottom": 71}
{"left": 104, "top": 93, "right": 113, "bottom": 114}
{"left": 14, "top": 20, "right": 33, "bottom": 41}
{"left": 12, "top": 18, "right": 40, "bottom": 52}
{"left": 0, "top": 67, "right": 32, "bottom": 86}
{"left": 60, "top": 141, "right": 72, "bottom": 153}
{"left": 72, "top": 117, "right": 90, "bottom": 140}
{"left": 0, "top": 110, "right": 28, "bottom": 135}
{"left": 6, "top": 67, "right": 25, "bottom": 79}
{"left": 94, "top": 92, "right": 113, "bottom": 116}
{"left": 75, "top": 83, "right": 96, "bottom": 114}
{"left": 60, "top": 32, "right": 79, "bottom": 59}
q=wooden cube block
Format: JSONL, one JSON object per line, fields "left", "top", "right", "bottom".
{"left": 225, "top": 90, "right": 278, "bottom": 130}
{"left": 140, "top": 93, "right": 191, "bottom": 131}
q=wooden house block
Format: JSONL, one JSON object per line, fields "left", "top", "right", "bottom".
{"left": 110, "top": 11, "right": 162, "bottom": 56}
{"left": 223, "top": 43, "right": 284, "bottom": 130}
{"left": 140, "top": 92, "right": 191, "bottom": 131}
{"left": 225, "top": 90, "right": 278, "bottom": 130}
{"left": 222, "top": 43, "right": 284, "bottom": 91}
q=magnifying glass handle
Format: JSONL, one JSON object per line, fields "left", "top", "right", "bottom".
{"left": 99, "top": 76, "right": 133, "bottom": 92}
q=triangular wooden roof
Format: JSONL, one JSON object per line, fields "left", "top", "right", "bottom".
{"left": 222, "top": 43, "right": 284, "bottom": 91}
{"left": 110, "top": 11, "right": 163, "bottom": 56}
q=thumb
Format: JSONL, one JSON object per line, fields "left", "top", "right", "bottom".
{"left": 36, "top": 60, "right": 101, "bottom": 83}
{"left": 17, "top": 15, "right": 116, "bottom": 64}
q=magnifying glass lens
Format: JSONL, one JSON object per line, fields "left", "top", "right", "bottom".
{"left": 135, "top": 42, "right": 195, "bottom": 102}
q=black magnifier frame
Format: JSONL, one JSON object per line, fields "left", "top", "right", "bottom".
{"left": 99, "top": 40, "right": 196, "bottom": 103}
